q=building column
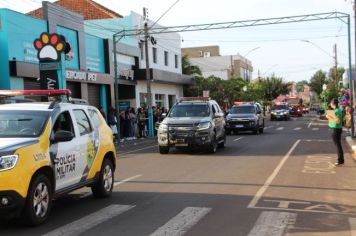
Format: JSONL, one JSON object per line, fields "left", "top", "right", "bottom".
{"left": 81, "top": 83, "right": 88, "bottom": 101}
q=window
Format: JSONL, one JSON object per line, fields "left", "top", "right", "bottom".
{"left": 203, "top": 52, "right": 211, "bottom": 58}
{"left": 88, "top": 109, "right": 101, "bottom": 128}
{"left": 73, "top": 110, "right": 92, "bottom": 136}
{"left": 0, "top": 110, "right": 49, "bottom": 138}
{"left": 52, "top": 111, "right": 74, "bottom": 137}
{"left": 155, "top": 94, "right": 165, "bottom": 108}
{"left": 168, "top": 104, "right": 210, "bottom": 118}
{"left": 164, "top": 51, "right": 169, "bottom": 66}
{"left": 152, "top": 47, "right": 157, "bottom": 63}
{"left": 174, "top": 55, "right": 178, "bottom": 68}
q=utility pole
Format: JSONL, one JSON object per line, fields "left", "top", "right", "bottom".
{"left": 334, "top": 43, "right": 338, "bottom": 82}
{"left": 143, "top": 8, "right": 154, "bottom": 137}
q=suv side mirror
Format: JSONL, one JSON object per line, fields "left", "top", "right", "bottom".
{"left": 52, "top": 130, "right": 74, "bottom": 142}
{"left": 257, "top": 110, "right": 262, "bottom": 114}
{"left": 161, "top": 113, "right": 167, "bottom": 119}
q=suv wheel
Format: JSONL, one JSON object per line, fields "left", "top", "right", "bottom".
{"left": 92, "top": 159, "right": 114, "bottom": 198}
{"left": 208, "top": 135, "right": 218, "bottom": 153}
{"left": 22, "top": 174, "right": 53, "bottom": 226}
{"left": 159, "top": 146, "right": 170, "bottom": 154}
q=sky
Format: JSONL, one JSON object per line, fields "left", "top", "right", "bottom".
{"left": 0, "top": 0, "right": 355, "bottom": 82}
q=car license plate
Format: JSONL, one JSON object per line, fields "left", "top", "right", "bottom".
{"left": 276, "top": 115, "right": 280, "bottom": 118}
{"left": 175, "top": 143, "right": 188, "bottom": 147}
{"left": 235, "top": 125, "right": 243, "bottom": 128}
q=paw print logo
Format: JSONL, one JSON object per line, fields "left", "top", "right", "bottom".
{"left": 34, "top": 33, "right": 65, "bottom": 62}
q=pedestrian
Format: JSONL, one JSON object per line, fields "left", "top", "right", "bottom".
{"left": 129, "top": 108, "right": 137, "bottom": 139}
{"left": 137, "top": 108, "right": 146, "bottom": 138}
{"left": 119, "top": 110, "right": 126, "bottom": 143}
{"left": 108, "top": 107, "right": 118, "bottom": 143}
{"left": 124, "top": 109, "right": 131, "bottom": 139}
{"left": 326, "top": 98, "right": 344, "bottom": 166}
{"left": 344, "top": 106, "right": 352, "bottom": 135}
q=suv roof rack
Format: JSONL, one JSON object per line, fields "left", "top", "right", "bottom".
{"left": 179, "top": 97, "right": 210, "bottom": 102}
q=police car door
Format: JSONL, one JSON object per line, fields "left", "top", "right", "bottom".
{"left": 50, "top": 110, "right": 80, "bottom": 191}
{"left": 71, "top": 109, "right": 96, "bottom": 184}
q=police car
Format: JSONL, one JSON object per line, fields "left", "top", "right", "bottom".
{"left": 0, "top": 90, "right": 116, "bottom": 225}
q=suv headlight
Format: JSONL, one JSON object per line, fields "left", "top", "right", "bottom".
{"left": 158, "top": 123, "right": 168, "bottom": 132}
{"left": 0, "top": 155, "right": 19, "bottom": 172}
{"left": 196, "top": 122, "right": 212, "bottom": 131}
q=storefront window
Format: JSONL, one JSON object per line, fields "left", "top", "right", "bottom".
{"left": 155, "top": 94, "right": 165, "bottom": 108}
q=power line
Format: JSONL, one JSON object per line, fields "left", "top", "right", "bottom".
{"left": 149, "top": 0, "right": 182, "bottom": 30}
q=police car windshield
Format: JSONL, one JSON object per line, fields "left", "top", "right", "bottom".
{"left": 230, "top": 106, "right": 255, "bottom": 114}
{"left": 272, "top": 105, "right": 288, "bottom": 110}
{"left": 168, "top": 104, "right": 210, "bottom": 117}
{"left": 0, "top": 110, "right": 49, "bottom": 138}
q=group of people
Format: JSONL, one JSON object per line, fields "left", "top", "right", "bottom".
{"left": 104, "top": 106, "right": 168, "bottom": 143}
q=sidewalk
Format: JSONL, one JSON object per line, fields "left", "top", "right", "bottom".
{"left": 114, "top": 137, "right": 158, "bottom": 153}
{"left": 345, "top": 136, "right": 356, "bottom": 162}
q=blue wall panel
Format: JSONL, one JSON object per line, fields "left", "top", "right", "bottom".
{"left": 85, "top": 34, "right": 105, "bottom": 73}
{"left": 57, "top": 25, "right": 80, "bottom": 70}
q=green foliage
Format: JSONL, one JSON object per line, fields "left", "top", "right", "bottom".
{"left": 182, "top": 55, "right": 202, "bottom": 76}
{"left": 296, "top": 80, "right": 309, "bottom": 93}
{"left": 309, "top": 70, "right": 328, "bottom": 98}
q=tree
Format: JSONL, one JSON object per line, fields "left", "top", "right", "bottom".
{"left": 296, "top": 80, "right": 309, "bottom": 93}
{"left": 182, "top": 55, "right": 202, "bottom": 76}
{"left": 309, "top": 70, "right": 328, "bottom": 98}
{"left": 258, "top": 76, "right": 291, "bottom": 101}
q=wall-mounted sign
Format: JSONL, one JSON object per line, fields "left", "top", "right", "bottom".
{"left": 66, "top": 70, "right": 97, "bottom": 82}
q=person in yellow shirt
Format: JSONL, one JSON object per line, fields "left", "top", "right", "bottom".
{"left": 326, "top": 98, "right": 344, "bottom": 166}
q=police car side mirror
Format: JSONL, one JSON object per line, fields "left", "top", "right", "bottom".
{"left": 53, "top": 130, "right": 74, "bottom": 142}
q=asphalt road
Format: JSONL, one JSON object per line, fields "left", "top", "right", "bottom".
{"left": 2, "top": 113, "right": 356, "bottom": 236}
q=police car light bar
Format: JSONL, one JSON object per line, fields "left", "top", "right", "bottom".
{"left": 179, "top": 97, "right": 210, "bottom": 101}
{"left": 0, "top": 89, "right": 71, "bottom": 97}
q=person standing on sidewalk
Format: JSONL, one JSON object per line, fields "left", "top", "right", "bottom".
{"left": 326, "top": 98, "right": 344, "bottom": 166}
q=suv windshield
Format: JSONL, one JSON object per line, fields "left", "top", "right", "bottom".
{"left": 230, "top": 106, "right": 255, "bottom": 114}
{"left": 0, "top": 110, "right": 50, "bottom": 137}
{"left": 168, "top": 104, "right": 210, "bottom": 117}
{"left": 272, "top": 105, "right": 288, "bottom": 110}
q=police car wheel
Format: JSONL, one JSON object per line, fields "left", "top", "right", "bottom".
{"left": 92, "top": 159, "right": 114, "bottom": 198}
{"left": 22, "top": 174, "right": 53, "bottom": 226}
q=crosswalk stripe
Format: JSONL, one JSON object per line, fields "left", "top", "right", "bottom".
{"left": 294, "top": 127, "right": 302, "bottom": 131}
{"left": 42, "top": 204, "right": 135, "bottom": 236}
{"left": 312, "top": 128, "right": 319, "bottom": 131}
{"left": 276, "top": 127, "right": 284, "bottom": 131}
{"left": 349, "top": 218, "right": 356, "bottom": 236}
{"left": 149, "top": 207, "right": 211, "bottom": 236}
{"left": 247, "top": 211, "right": 297, "bottom": 236}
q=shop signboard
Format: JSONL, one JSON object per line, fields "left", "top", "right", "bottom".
{"left": 33, "top": 32, "right": 66, "bottom": 90}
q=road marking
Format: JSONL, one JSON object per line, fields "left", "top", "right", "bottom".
{"left": 349, "top": 218, "right": 356, "bottom": 236}
{"left": 247, "top": 211, "right": 297, "bottom": 236}
{"left": 276, "top": 122, "right": 280, "bottom": 126}
{"left": 149, "top": 207, "right": 211, "bottom": 236}
{"left": 233, "top": 137, "right": 243, "bottom": 142}
{"left": 302, "top": 156, "right": 335, "bottom": 174}
{"left": 248, "top": 140, "right": 300, "bottom": 208}
{"left": 276, "top": 127, "right": 284, "bottom": 131}
{"left": 312, "top": 128, "right": 319, "bottom": 131}
{"left": 265, "top": 126, "right": 273, "bottom": 130}
{"left": 254, "top": 199, "right": 356, "bottom": 215}
{"left": 42, "top": 204, "right": 135, "bottom": 236}
{"left": 303, "top": 139, "right": 330, "bottom": 142}
{"left": 294, "top": 127, "right": 302, "bottom": 131}
{"left": 308, "top": 120, "right": 313, "bottom": 128}
{"left": 114, "top": 174, "right": 142, "bottom": 187}
{"left": 119, "top": 145, "right": 157, "bottom": 157}
{"left": 79, "top": 175, "right": 142, "bottom": 199}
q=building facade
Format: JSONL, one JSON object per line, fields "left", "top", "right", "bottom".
{"left": 0, "top": 1, "right": 192, "bottom": 116}
{"left": 182, "top": 46, "right": 253, "bottom": 81}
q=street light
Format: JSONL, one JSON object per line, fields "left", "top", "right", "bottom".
{"left": 242, "top": 47, "right": 261, "bottom": 81}
{"left": 300, "top": 40, "right": 334, "bottom": 59}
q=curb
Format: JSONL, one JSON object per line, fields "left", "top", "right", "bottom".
{"left": 345, "top": 136, "right": 356, "bottom": 162}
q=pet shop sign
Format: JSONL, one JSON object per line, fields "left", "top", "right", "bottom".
{"left": 33, "top": 32, "right": 66, "bottom": 90}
